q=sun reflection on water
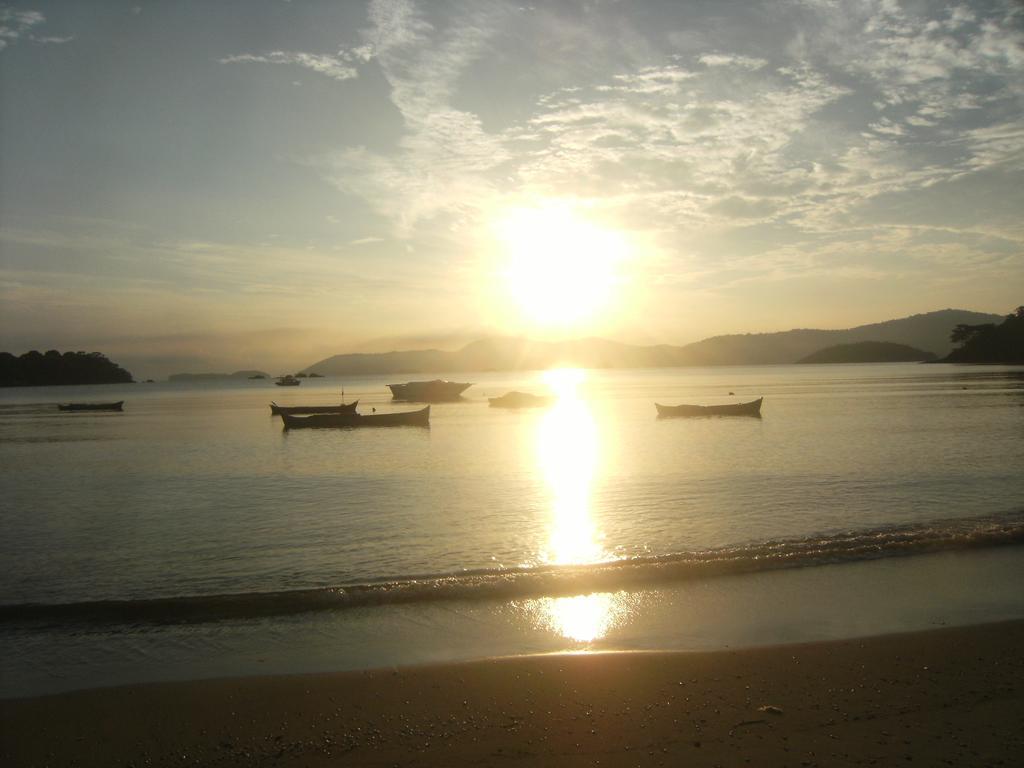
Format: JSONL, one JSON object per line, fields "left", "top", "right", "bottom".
{"left": 538, "top": 369, "right": 603, "bottom": 566}
{"left": 540, "top": 592, "right": 618, "bottom": 643}
{"left": 531, "top": 369, "right": 630, "bottom": 643}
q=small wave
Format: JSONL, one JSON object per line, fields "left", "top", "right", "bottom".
{"left": 3, "top": 511, "right": 1023, "bottom": 626}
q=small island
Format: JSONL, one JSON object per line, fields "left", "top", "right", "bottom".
{"left": 942, "top": 307, "right": 1024, "bottom": 364}
{"left": 797, "top": 341, "right": 937, "bottom": 364}
{"left": 168, "top": 370, "right": 270, "bottom": 382}
{"left": 0, "top": 350, "right": 134, "bottom": 387}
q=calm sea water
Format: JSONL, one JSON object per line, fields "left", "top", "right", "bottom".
{"left": 2, "top": 363, "right": 1023, "bottom": 695}
{"left": 2, "top": 363, "right": 1023, "bottom": 608}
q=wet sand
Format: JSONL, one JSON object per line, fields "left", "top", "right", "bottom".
{"left": 3, "top": 619, "right": 1023, "bottom": 767}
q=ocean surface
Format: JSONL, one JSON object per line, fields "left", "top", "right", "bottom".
{"left": 2, "top": 363, "right": 1023, "bottom": 696}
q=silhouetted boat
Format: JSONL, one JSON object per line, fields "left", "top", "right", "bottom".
{"left": 489, "top": 391, "right": 555, "bottom": 408}
{"left": 270, "top": 400, "right": 358, "bottom": 415}
{"left": 388, "top": 380, "right": 472, "bottom": 401}
{"left": 58, "top": 401, "right": 124, "bottom": 412}
{"left": 275, "top": 375, "right": 301, "bottom": 386}
{"left": 281, "top": 406, "right": 430, "bottom": 429}
{"left": 655, "top": 397, "right": 763, "bottom": 418}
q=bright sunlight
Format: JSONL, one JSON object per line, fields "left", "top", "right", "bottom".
{"left": 493, "top": 201, "right": 630, "bottom": 331}
{"left": 532, "top": 368, "right": 628, "bottom": 643}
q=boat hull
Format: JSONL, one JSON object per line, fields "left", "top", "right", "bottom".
{"left": 388, "top": 380, "right": 472, "bottom": 401}
{"left": 270, "top": 401, "right": 358, "bottom": 415}
{"left": 58, "top": 401, "right": 124, "bottom": 412}
{"left": 655, "top": 397, "right": 763, "bottom": 418}
{"left": 281, "top": 406, "right": 430, "bottom": 429}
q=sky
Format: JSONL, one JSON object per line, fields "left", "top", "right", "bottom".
{"left": 1, "top": 0, "right": 1022, "bottom": 378}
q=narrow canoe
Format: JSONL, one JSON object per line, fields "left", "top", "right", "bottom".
{"left": 58, "top": 401, "right": 124, "bottom": 412}
{"left": 488, "top": 391, "right": 555, "bottom": 408}
{"left": 281, "top": 405, "right": 430, "bottom": 429}
{"left": 655, "top": 397, "right": 763, "bottom": 418}
{"left": 270, "top": 400, "right": 358, "bottom": 415}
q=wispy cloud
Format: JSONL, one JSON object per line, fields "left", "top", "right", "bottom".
{"left": 698, "top": 53, "right": 767, "bottom": 70}
{"left": 5, "top": 0, "right": 1020, "bottom": 353}
{"left": 325, "top": 0, "right": 511, "bottom": 233}
{"left": 0, "top": 7, "right": 72, "bottom": 51}
{"left": 306, "top": 0, "right": 1023, "bottom": 295}
{"left": 219, "top": 47, "right": 371, "bottom": 81}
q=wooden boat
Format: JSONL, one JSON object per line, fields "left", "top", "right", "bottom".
{"left": 275, "top": 375, "right": 301, "bottom": 387}
{"left": 388, "top": 380, "right": 472, "bottom": 401}
{"left": 655, "top": 397, "right": 763, "bottom": 418}
{"left": 488, "top": 391, "right": 554, "bottom": 408}
{"left": 281, "top": 406, "right": 430, "bottom": 429}
{"left": 270, "top": 400, "right": 358, "bottom": 415}
{"left": 58, "top": 401, "right": 124, "bottom": 412}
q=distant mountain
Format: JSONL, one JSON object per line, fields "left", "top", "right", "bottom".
{"left": 0, "top": 350, "right": 134, "bottom": 387}
{"left": 671, "top": 309, "right": 1002, "bottom": 365}
{"left": 168, "top": 370, "right": 269, "bottom": 382}
{"left": 797, "top": 341, "right": 937, "bottom": 364}
{"left": 304, "top": 309, "right": 1005, "bottom": 376}
{"left": 304, "top": 337, "right": 682, "bottom": 376}
{"left": 942, "top": 307, "right": 1024, "bottom": 364}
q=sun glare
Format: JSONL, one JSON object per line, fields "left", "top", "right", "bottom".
{"left": 530, "top": 368, "right": 625, "bottom": 643}
{"left": 541, "top": 593, "right": 618, "bottom": 643}
{"left": 494, "top": 202, "right": 630, "bottom": 330}
{"left": 537, "top": 368, "right": 604, "bottom": 565}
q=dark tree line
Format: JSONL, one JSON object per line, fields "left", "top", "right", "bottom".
{"left": 944, "top": 307, "right": 1024, "bottom": 364}
{"left": 0, "top": 350, "right": 134, "bottom": 387}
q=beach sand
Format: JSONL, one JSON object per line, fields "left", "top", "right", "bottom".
{"left": 3, "top": 620, "right": 1023, "bottom": 767}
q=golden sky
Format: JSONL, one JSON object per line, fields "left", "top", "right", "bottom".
{"left": 1, "top": 1, "right": 1022, "bottom": 377}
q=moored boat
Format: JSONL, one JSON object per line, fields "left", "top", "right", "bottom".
{"left": 281, "top": 405, "right": 430, "bottom": 429}
{"left": 270, "top": 400, "right": 358, "bottom": 415}
{"left": 655, "top": 397, "right": 763, "bottom": 418}
{"left": 58, "top": 401, "right": 124, "bottom": 412}
{"left": 275, "top": 375, "right": 301, "bottom": 386}
{"left": 488, "top": 391, "right": 555, "bottom": 408}
{"left": 387, "top": 379, "right": 472, "bottom": 401}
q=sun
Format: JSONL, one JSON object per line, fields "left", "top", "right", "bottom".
{"left": 493, "top": 202, "right": 629, "bottom": 330}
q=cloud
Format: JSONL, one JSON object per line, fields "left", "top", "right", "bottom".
{"left": 217, "top": 1, "right": 1024, "bottom": 300}
{"left": 599, "top": 65, "right": 696, "bottom": 95}
{"left": 220, "top": 50, "right": 364, "bottom": 81}
{"left": 0, "top": 7, "right": 72, "bottom": 51}
{"left": 698, "top": 53, "right": 767, "bottom": 70}
{"left": 324, "top": 0, "right": 511, "bottom": 233}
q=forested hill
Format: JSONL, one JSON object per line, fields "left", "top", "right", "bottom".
{"left": 305, "top": 309, "right": 1004, "bottom": 375}
{"left": 0, "top": 351, "right": 134, "bottom": 387}
{"left": 797, "top": 342, "right": 936, "bottom": 364}
{"left": 943, "top": 307, "right": 1024, "bottom": 364}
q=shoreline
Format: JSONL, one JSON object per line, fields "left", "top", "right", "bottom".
{"left": 4, "top": 619, "right": 1023, "bottom": 767}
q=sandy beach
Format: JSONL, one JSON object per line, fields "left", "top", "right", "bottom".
{"left": 3, "top": 619, "right": 1023, "bottom": 767}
